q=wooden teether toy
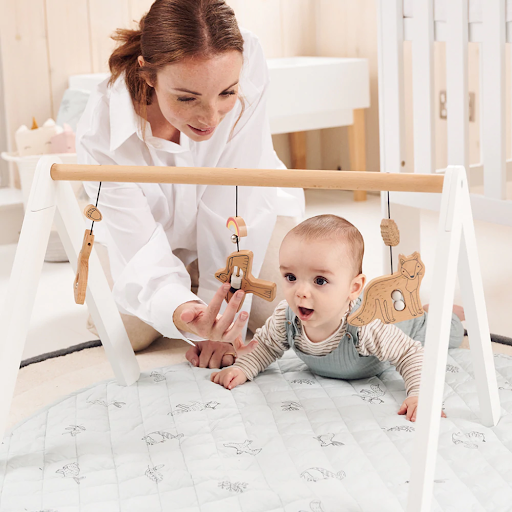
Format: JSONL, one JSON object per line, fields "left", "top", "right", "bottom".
{"left": 84, "top": 204, "right": 102, "bottom": 222}
{"left": 74, "top": 190, "right": 103, "bottom": 304}
{"left": 215, "top": 215, "right": 276, "bottom": 311}
{"left": 380, "top": 219, "right": 400, "bottom": 246}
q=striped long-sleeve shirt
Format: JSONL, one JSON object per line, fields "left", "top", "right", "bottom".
{"left": 234, "top": 300, "right": 424, "bottom": 396}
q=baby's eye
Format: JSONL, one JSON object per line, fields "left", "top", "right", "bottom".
{"left": 314, "top": 277, "right": 328, "bottom": 286}
{"left": 284, "top": 274, "right": 296, "bottom": 282}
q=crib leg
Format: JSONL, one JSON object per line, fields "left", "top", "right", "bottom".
{"left": 54, "top": 180, "right": 140, "bottom": 387}
{"left": 406, "top": 166, "right": 499, "bottom": 512}
{"left": 0, "top": 158, "right": 58, "bottom": 440}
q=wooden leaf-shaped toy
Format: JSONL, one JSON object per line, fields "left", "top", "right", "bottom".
{"left": 380, "top": 218, "right": 400, "bottom": 247}
{"left": 84, "top": 204, "right": 102, "bottom": 222}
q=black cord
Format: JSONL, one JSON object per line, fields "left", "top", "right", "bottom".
{"left": 90, "top": 181, "right": 102, "bottom": 235}
{"left": 235, "top": 185, "right": 239, "bottom": 252}
{"left": 387, "top": 190, "right": 393, "bottom": 274}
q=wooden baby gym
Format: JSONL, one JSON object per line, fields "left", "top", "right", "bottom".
{"left": 0, "top": 157, "right": 500, "bottom": 512}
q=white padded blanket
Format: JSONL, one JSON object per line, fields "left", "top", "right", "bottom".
{"left": 403, "top": 0, "right": 512, "bottom": 23}
{"left": 2, "top": 348, "right": 512, "bottom": 512}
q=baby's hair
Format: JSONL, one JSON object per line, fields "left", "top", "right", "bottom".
{"left": 288, "top": 214, "right": 364, "bottom": 275}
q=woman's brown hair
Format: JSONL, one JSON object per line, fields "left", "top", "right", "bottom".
{"left": 108, "top": 0, "right": 244, "bottom": 131}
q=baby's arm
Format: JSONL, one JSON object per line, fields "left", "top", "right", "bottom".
{"left": 211, "top": 300, "right": 290, "bottom": 389}
{"left": 357, "top": 320, "right": 424, "bottom": 397}
{"left": 357, "top": 321, "right": 444, "bottom": 422}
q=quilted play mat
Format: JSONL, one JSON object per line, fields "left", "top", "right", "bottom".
{"left": 2, "top": 348, "right": 512, "bottom": 512}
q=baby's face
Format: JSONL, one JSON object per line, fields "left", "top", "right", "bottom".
{"left": 279, "top": 235, "right": 364, "bottom": 337}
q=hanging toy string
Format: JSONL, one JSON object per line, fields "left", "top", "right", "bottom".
{"left": 90, "top": 182, "right": 102, "bottom": 235}
{"left": 387, "top": 190, "right": 393, "bottom": 274}
{"left": 235, "top": 185, "right": 239, "bottom": 252}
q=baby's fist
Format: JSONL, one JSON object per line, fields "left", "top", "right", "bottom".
{"left": 210, "top": 367, "right": 247, "bottom": 390}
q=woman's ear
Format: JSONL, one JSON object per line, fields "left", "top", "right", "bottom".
{"left": 349, "top": 273, "right": 366, "bottom": 300}
{"left": 137, "top": 56, "right": 145, "bottom": 67}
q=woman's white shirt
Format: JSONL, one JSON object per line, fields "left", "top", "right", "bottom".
{"left": 76, "top": 28, "right": 304, "bottom": 342}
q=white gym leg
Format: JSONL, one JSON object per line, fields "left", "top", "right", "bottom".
{"left": 0, "top": 157, "right": 59, "bottom": 439}
{"left": 458, "top": 179, "right": 500, "bottom": 426}
{"left": 54, "top": 180, "right": 140, "bottom": 386}
{"left": 406, "top": 167, "right": 464, "bottom": 512}
{"left": 406, "top": 166, "right": 499, "bottom": 511}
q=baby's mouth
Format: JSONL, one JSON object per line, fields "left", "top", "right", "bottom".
{"left": 298, "top": 306, "right": 314, "bottom": 321}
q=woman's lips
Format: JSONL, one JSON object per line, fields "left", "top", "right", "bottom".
{"left": 188, "top": 125, "right": 215, "bottom": 136}
{"left": 298, "top": 306, "right": 314, "bottom": 321}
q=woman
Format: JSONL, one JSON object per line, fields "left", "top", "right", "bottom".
{"left": 76, "top": 0, "right": 304, "bottom": 367}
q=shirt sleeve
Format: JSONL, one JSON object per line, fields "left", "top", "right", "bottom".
{"left": 356, "top": 320, "right": 424, "bottom": 397}
{"left": 76, "top": 126, "right": 206, "bottom": 344}
{"left": 234, "top": 300, "right": 290, "bottom": 380}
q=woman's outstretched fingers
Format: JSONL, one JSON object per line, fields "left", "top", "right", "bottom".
{"left": 212, "top": 290, "right": 245, "bottom": 338}
{"left": 202, "top": 284, "right": 230, "bottom": 333}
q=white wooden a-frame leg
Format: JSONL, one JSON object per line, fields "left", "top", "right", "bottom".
{"left": 53, "top": 179, "right": 140, "bottom": 387}
{"left": 0, "top": 156, "right": 60, "bottom": 439}
{"left": 458, "top": 177, "right": 500, "bottom": 426}
{"left": 406, "top": 165, "right": 500, "bottom": 512}
{"left": 0, "top": 157, "right": 139, "bottom": 441}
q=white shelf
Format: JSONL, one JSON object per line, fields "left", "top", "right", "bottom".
{"left": 0, "top": 187, "right": 22, "bottom": 208}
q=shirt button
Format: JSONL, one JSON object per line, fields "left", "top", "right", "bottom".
{"left": 287, "top": 321, "right": 291, "bottom": 325}
{"left": 347, "top": 333, "right": 352, "bottom": 339}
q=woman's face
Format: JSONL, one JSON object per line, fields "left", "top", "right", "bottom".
{"left": 146, "top": 51, "right": 243, "bottom": 142}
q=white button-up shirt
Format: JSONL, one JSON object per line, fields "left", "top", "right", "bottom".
{"left": 76, "top": 28, "right": 304, "bottom": 342}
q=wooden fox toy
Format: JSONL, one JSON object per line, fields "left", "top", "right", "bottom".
{"left": 348, "top": 252, "right": 425, "bottom": 326}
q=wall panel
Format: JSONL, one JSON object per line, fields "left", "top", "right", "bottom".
{"left": 46, "top": 0, "right": 93, "bottom": 119}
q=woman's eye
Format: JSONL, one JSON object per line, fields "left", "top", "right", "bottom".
{"left": 221, "top": 90, "right": 236, "bottom": 97}
{"left": 285, "top": 274, "right": 296, "bottom": 282}
{"left": 315, "top": 277, "right": 328, "bottom": 286}
{"left": 177, "top": 97, "right": 195, "bottom": 102}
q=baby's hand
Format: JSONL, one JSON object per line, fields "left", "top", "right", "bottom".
{"left": 210, "top": 367, "right": 248, "bottom": 390}
{"left": 397, "top": 396, "right": 447, "bottom": 422}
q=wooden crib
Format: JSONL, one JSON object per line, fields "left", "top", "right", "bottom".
{"left": 376, "top": 2, "right": 511, "bottom": 511}
{"left": 377, "top": 0, "right": 512, "bottom": 264}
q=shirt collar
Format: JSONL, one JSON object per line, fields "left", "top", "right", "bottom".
{"left": 109, "top": 74, "right": 190, "bottom": 154}
{"left": 109, "top": 75, "right": 139, "bottom": 151}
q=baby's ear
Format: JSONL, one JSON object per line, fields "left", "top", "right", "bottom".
{"left": 349, "top": 273, "right": 366, "bottom": 300}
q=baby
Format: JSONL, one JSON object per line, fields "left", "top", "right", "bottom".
{"left": 211, "top": 214, "right": 464, "bottom": 422}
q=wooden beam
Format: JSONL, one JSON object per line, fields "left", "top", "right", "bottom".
{"left": 51, "top": 164, "right": 444, "bottom": 193}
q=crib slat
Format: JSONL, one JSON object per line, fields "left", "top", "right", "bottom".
{"left": 412, "top": 0, "right": 435, "bottom": 173}
{"left": 482, "top": 0, "right": 506, "bottom": 200}
{"left": 446, "top": 0, "right": 469, "bottom": 169}
{"left": 376, "top": 0, "right": 405, "bottom": 174}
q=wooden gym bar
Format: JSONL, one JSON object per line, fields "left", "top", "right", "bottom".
{"left": 50, "top": 164, "right": 445, "bottom": 193}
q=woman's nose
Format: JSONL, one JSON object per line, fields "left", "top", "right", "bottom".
{"left": 197, "top": 104, "right": 218, "bottom": 127}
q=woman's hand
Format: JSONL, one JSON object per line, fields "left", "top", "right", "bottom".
{"left": 173, "top": 283, "right": 249, "bottom": 343}
{"left": 186, "top": 338, "right": 258, "bottom": 368}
